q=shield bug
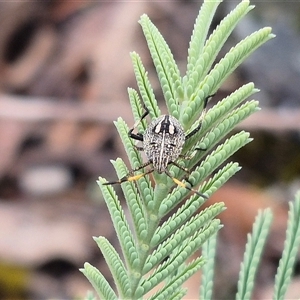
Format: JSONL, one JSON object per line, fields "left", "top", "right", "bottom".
{"left": 103, "top": 97, "right": 209, "bottom": 198}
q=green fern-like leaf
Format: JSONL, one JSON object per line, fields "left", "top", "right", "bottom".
{"left": 98, "top": 178, "right": 138, "bottom": 271}
{"left": 128, "top": 87, "right": 147, "bottom": 133}
{"left": 148, "top": 258, "right": 205, "bottom": 300}
{"left": 200, "top": 232, "right": 218, "bottom": 300}
{"left": 113, "top": 118, "right": 153, "bottom": 204}
{"left": 130, "top": 52, "right": 161, "bottom": 119}
{"left": 236, "top": 209, "right": 273, "bottom": 300}
{"left": 141, "top": 220, "right": 220, "bottom": 296}
{"left": 185, "top": 0, "right": 253, "bottom": 96}
{"left": 182, "top": 27, "right": 273, "bottom": 127}
{"left": 273, "top": 192, "right": 300, "bottom": 300}
{"left": 139, "top": 14, "right": 183, "bottom": 118}
{"left": 82, "top": 1, "right": 274, "bottom": 299}
{"left": 183, "top": 82, "right": 257, "bottom": 151}
{"left": 145, "top": 205, "right": 224, "bottom": 273}
{"left": 109, "top": 158, "right": 148, "bottom": 241}
{"left": 186, "top": 0, "right": 221, "bottom": 80}
{"left": 93, "top": 237, "right": 130, "bottom": 298}
{"left": 80, "top": 263, "right": 117, "bottom": 300}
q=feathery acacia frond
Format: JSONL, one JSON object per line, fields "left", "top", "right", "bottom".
{"left": 82, "top": 1, "right": 275, "bottom": 299}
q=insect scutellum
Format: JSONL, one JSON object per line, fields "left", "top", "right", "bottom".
{"left": 103, "top": 96, "right": 210, "bottom": 198}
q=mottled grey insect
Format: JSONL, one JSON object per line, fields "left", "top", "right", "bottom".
{"left": 143, "top": 114, "right": 185, "bottom": 174}
{"left": 103, "top": 98, "right": 209, "bottom": 198}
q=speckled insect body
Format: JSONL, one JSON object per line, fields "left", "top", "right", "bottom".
{"left": 143, "top": 115, "right": 185, "bottom": 174}
{"left": 103, "top": 97, "right": 209, "bottom": 198}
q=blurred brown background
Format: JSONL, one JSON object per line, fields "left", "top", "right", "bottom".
{"left": 0, "top": 1, "right": 299, "bottom": 299}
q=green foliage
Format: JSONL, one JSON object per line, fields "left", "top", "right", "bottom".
{"left": 198, "top": 192, "right": 300, "bottom": 300}
{"left": 236, "top": 209, "right": 273, "bottom": 299}
{"left": 80, "top": 0, "right": 289, "bottom": 299}
{"left": 200, "top": 232, "right": 218, "bottom": 300}
{"left": 273, "top": 191, "right": 300, "bottom": 300}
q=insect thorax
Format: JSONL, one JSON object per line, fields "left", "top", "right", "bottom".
{"left": 143, "top": 115, "right": 185, "bottom": 173}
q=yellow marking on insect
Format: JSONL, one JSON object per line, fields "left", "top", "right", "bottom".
{"left": 128, "top": 173, "right": 147, "bottom": 181}
{"left": 172, "top": 177, "right": 186, "bottom": 188}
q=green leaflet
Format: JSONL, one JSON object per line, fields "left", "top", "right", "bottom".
{"left": 130, "top": 52, "right": 160, "bottom": 120}
{"left": 168, "top": 130, "right": 252, "bottom": 203}
{"left": 139, "top": 15, "right": 183, "bottom": 118}
{"left": 151, "top": 202, "right": 225, "bottom": 250}
{"left": 94, "top": 237, "right": 130, "bottom": 298}
{"left": 236, "top": 209, "right": 273, "bottom": 300}
{"left": 186, "top": 0, "right": 221, "bottom": 80}
{"left": 98, "top": 178, "right": 138, "bottom": 273}
{"left": 140, "top": 220, "right": 220, "bottom": 296}
{"left": 128, "top": 87, "right": 148, "bottom": 133}
{"left": 160, "top": 161, "right": 240, "bottom": 217}
{"left": 236, "top": 192, "right": 300, "bottom": 300}
{"left": 114, "top": 118, "right": 154, "bottom": 204}
{"left": 273, "top": 192, "right": 300, "bottom": 300}
{"left": 81, "top": 263, "right": 117, "bottom": 300}
{"left": 185, "top": 0, "right": 253, "bottom": 98}
{"left": 110, "top": 159, "right": 148, "bottom": 242}
{"left": 183, "top": 82, "right": 257, "bottom": 151}
{"left": 182, "top": 27, "right": 274, "bottom": 127}
{"left": 148, "top": 258, "right": 205, "bottom": 300}
{"left": 200, "top": 232, "right": 218, "bottom": 300}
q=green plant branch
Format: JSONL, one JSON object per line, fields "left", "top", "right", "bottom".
{"left": 182, "top": 27, "right": 274, "bottom": 127}
{"left": 139, "top": 15, "right": 182, "bottom": 118}
{"left": 186, "top": 0, "right": 221, "bottom": 81}
{"left": 81, "top": 1, "right": 277, "bottom": 299}
{"left": 273, "top": 192, "right": 300, "bottom": 300}
{"left": 81, "top": 263, "right": 117, "bottom": 300}
{"left": 130, "top": 52, "right": 161, "bottom": 120}
{"left": 200, "top": 231, "right": 218, "bottom": 300}
{"left": 185, "top": 0, "right": 254, "bottom": 97}
{"left": 236, "top": 208, "right": 273, "bottom": 300}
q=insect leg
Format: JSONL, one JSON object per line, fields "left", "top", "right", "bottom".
{"left": 179, "top": 147, "right": 206, "bottom": 161}
{"left": 134, "top": 145, "right": 144, "bottom": 151}
{"left": 171, "top": 160, "right": 191, "bottom": 174}
{"left": 171, "top": 160, "right": 197, "bottom": 189}
{"left": 128, "top": 104, "right": 150, "bottom": 141}
{"left": 165, "top": 169, "right": 207, "bottom": 198}
{"left": 103, "top": 161, "right": 152, "bottom": 185}
{"left": 185, "top": 94, "right": 211, "bottom": 140}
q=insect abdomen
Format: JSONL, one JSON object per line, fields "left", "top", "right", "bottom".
{"left": 143, "top": 115, "right": 185, "bottom": 173}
